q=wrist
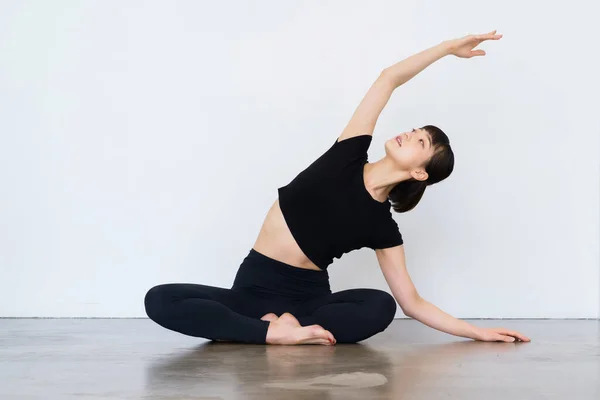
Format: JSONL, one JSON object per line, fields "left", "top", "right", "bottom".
{"left": 468, "top": 324, "right": 483, "bottom": 340}
{"left": 439, "top": 40, "right": 454, "bottom": 56}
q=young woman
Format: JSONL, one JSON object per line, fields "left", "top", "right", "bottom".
{"left": 145, "top": 30, "right": 531, "bottom": 345}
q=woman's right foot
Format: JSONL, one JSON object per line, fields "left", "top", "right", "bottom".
{"left": 266, "top": 312, "right": 336, "bottom": 345}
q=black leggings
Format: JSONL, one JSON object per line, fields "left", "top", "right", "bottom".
{"left": 144, "top": 248, "right": 397, "bottom": 344}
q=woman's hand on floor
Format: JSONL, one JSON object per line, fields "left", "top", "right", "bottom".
{"left": 473, "top": 326, "right": 531, "bottom": 343}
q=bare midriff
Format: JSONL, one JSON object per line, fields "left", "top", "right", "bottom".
{"left": 252, "top": 199, "right": 323, "bottom": 271}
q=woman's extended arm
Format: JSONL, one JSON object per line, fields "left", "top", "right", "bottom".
{"left": 384, "top": 30, "right": 503, "bottom": 87}
{"left": 339, "top": 41, "right": 450, "bottom": 142}
{"left": 339, "top": 30, "right": 502, "bottom": 142}
{"left": 405, "top": 296, "right": 529, "bottom": 343}
{"left": 375, "top": 245, "right": 530, "bottom": 343}
{"left": 381, "top": 41, "right": 451, "bottom": 89}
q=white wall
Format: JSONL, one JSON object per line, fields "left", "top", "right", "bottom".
{"left": 0, "top": 1, "right": 598, "bottom": 318}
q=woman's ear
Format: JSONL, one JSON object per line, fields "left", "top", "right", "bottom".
{"left": 410, "top": 168, "right": 429, "bottom": 182}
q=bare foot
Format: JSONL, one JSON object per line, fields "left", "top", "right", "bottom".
{"left": 261, "top": 313, "right": 279, "bottom": 322}
{"left": 266, "top": 312, "right": 336, "bottom": 345}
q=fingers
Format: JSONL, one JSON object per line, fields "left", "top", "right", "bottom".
{"left": 494, "top": 328, "right": 531, "bottom": 342}
{"left": 500, "top": 329, "right": 531, "bottom": 342}
{"left": 481, "top": 327, "right": 531, "bottom": 343}
{"left": 474, "top": 31, "right": 503, "bottom": 41}
{"left": 489, "top": 333, "right": 515, "bottom": 343}
{"left": 518, "top": 334, "right": 531, "bottom": 342}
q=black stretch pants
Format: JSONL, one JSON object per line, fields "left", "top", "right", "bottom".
{"left": 144, "top": 248, "right": 397, "bottom": 344}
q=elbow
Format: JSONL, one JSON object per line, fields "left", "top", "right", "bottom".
{"left": 401, "top": 305, "right": 415, "bottom": 318}
{"left": 400, "top": 295, "right": 422, "bottom": 318}
{"left": 379, "top": 69, "right": 396, "bottom": 85}
{"left": 379, "top": 68, "right": 400, "bottom": 88}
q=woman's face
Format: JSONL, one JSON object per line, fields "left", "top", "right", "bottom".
{"left": 385, "top": 128, "right": 435, "bottom": 179}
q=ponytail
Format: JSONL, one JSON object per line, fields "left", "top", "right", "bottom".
{"left": 388, "top": 179, "right": 428, "bottom": 213}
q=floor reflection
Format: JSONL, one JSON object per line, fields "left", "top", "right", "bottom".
{"left": 145, "top": 340, "right": 523, "bottom": 399}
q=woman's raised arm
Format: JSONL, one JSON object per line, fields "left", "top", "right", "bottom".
{"left": 339, "top": 41, "right": 450, "bottom": 142}
{"left": 339, "top": 30, "right": 502, "bottom": 142}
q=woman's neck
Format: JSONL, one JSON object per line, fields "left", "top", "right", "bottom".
{"left": 363, "top": 157, "right": 412, "bottom": 202}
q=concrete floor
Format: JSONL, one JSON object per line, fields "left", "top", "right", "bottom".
{"left": 0, "top": 319, "right": 598, "bottom": 399}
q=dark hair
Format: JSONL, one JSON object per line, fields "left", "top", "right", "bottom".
{"left": 388, "top": 125, "right": 454, "bottom": 213}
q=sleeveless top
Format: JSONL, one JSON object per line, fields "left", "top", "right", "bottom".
{"left": 277, "top": 134, "right": 404, "bottom": 270}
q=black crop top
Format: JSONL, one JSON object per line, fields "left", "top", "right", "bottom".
{"left": 277, "top": 134, "right": 404, "bottom": 270}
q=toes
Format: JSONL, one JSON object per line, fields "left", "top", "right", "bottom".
{"left": 324, "top": 330, "right": 336, "bottom": 344}
{"left": 279, "top": 313, "right": 300, "bottom": 326}
{"left": 280, "top": 312, "right": 296, "bottom": 320}
{"left": 307, "top": 325, "right": 335, "bottom": 343}
{"left": 328, "top": 332, "right": 336, "bottom": 344}
{"left": 260, "top": 313, "right": 278, "bottom": 322}
{"left": 303, "top": 338, "right": 333, "bottom": 346}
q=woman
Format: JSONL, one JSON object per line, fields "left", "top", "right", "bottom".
{"left": 145, "top": 30, "right": 531, "bottom": 345}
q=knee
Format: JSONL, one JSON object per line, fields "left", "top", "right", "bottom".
{"left": 144, "top": 284, "right": 171, "bottom": 321}
{"left": 370, "top": 290, "right": 397, "bottom": 329}
{"left": 332, "top": 290, "right": 396, "bottom": 344}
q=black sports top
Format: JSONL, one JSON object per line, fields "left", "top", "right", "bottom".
{"left": 277, "top": 134, "right": 404, "bottom": 270}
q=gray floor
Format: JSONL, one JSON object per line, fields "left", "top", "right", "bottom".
{"left": 1, "top": 319, "right": 598, "bottom": 399}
